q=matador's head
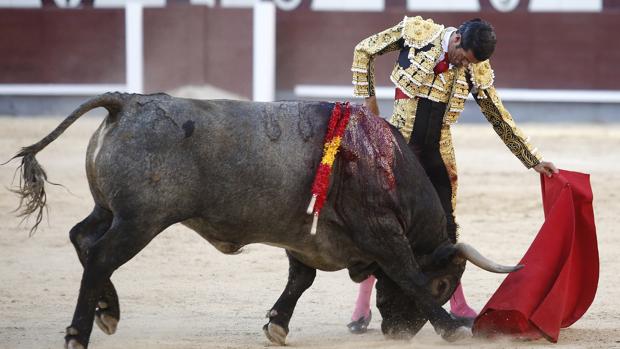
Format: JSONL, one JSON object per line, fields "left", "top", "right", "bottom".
{"left": 448, "top": 18, "right": 497, "bottom": 68}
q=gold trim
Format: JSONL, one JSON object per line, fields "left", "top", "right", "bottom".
{"left": 402, "top": 16, "right": 444, "bottom": 49}
{"left": 439, "top": 126, "right": 458, "bottom": 214}
{"left": 389, "top": 97, "right": 419, "bottom": 143}
{"left": 441, "top": 67, "right": 464, "bottom": 125}
{"left": 476, "top": 87, "right": 542, "bottom": 168}
{"left": 469, "top": 60, "right": 495, "bottom": 90}
{"left": 351, "top": 21, "right": 404, "bottom": 97}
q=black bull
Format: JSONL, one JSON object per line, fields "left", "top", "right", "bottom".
{"left": 11, "top": 93, "right": 520, "bottom": 349}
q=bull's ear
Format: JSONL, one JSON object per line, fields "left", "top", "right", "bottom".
{"left": 431, "top": 243, "right": 463, "bottom": 267}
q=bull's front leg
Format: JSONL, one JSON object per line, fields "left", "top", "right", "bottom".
{"left": 264, "top": 251, "right": 316, "bottom": 345}
{"left": 374, "top": 269, "right": 428, "bottom": 339}
{"left": 346, "top": 211, "right": 469, "bottom": 342}
{"left": 372, "top": 236, "right": 470, "bottom": 341}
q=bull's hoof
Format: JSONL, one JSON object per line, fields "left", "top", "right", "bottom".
{"left": 441, "top": 326, "right": 472, "bottom": 342}
{"left": 95, "top": 312, "right": 118, "bottom": 335}
{"left": 65, "top": 339, "right": 85, "bottom": 349}
{"left": 65, "top": 327, "right": 86, "bottom": 349}
{"left": 382, "top": 330, "right": 414, "bottom": 341}
{"left": 380, "top": 315, "right": 425, "bottom": 340}
{"left": 95, "top": 301, "right": 119, "bottom": 335}
{"left": 263, "top": 322, "right": 288, "bottom": 345}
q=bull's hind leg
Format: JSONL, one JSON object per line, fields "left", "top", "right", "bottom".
{"left": 264, "top": 251, "right": 316, "bottom": 345}
{"left": 65, "top": 217, "right": 165, "bottom": 349}
{"left": 69, "top": 205, "right": 120, "bottom": 336}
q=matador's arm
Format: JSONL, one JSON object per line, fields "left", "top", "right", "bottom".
{"left": 352, "top": 21, "right": 404, "bottom": 98}
{"left": 470, "top": 61, "right": 542, "bottom": 169}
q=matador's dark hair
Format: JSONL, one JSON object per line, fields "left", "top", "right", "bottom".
{"left": 457, "top": 18, "right": 497, "bottom": 61}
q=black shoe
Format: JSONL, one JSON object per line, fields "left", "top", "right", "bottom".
{"left": 347, "top": 310, "right": 372, "bottom": 334}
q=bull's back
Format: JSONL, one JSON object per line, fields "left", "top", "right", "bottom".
{"left": 187, "top": 99, "right": 335, "bottom": 240}
{"left": 88, "top": 95, "right": 334, "bottom": 241}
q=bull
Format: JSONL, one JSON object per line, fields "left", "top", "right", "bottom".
{"left": 10, "top": 92, "right": 520, "bottom": 349}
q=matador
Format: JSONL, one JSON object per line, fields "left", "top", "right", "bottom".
{"left": 346, "top": 17, "right": 558, "bottom": 334}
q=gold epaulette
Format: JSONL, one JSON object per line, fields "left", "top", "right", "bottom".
{"left": 402, "top": 16, "right": 444, "bottom": 49}
{"left": 469, "top": 60, "right": 495, "bottom": 90}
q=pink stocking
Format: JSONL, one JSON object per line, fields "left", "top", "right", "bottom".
{"left": 449, "top": 282, "right": 477, "bottom": 318}
{"left": 351, "top": 275, "right": 375, "bottom": 321}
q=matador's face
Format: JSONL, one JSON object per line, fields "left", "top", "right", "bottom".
{"left": 448, "top": 32, "right": 481, "bottom": 68}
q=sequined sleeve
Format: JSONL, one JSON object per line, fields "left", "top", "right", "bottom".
{"left": 475, "top": 87, "right": 542, "bottom": 168}
{"left": 352, "top": 21, "right": 404, "bottom": 97}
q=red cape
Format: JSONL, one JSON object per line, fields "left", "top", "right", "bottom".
{"left": 472, "top": 169, "right": 598, "bottom": 342}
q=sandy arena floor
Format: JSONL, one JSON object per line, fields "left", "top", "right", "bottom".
{"left": 0, "top": 116, "right": 618, "bottom": 349}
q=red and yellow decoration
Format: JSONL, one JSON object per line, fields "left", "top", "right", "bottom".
{"left": 307, "top": 102, "right": 351, "bottom": 235}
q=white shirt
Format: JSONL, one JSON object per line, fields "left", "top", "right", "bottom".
{"left": 439, "top": 27, "right": 457, "bottom": 69}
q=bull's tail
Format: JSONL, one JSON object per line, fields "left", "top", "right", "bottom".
{"left": 7, "top": 92, "right": 127, "bottom": 235}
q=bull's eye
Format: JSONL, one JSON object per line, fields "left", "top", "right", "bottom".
{"left": 430, "top": 277, "right": 450, "bottom": 298}
{"left": 438, "top": 280, "right": 447, "bottom": 293}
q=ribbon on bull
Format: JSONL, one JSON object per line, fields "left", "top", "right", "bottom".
{"left": 473, "top": 169, "right": 598, "bottom": 342}
{"left": 306, "top": 102, "right": 351, "bottom": 235}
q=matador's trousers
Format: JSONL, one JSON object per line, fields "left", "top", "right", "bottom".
{"left": 390, "top": 93, "right": 459, "bottom": 242}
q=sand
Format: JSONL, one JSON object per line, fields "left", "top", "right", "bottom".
{"left": 1, "top": 116, "right": 618, "bottom": 349}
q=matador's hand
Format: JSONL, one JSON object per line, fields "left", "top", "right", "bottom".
{"left": 534, "top": 161, "right": 559, "bottom": 177}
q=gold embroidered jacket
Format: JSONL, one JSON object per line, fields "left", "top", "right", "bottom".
{"left": 351, "top": 16, "right": 542, "bottom": 168}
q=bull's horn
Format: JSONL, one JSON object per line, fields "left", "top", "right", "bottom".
{"left": 454, "top": 242, "right": 523, "bottom": 273}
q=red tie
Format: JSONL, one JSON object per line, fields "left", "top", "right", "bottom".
{"left": 433, "top": 53, "right": 449, "bottom": 75}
